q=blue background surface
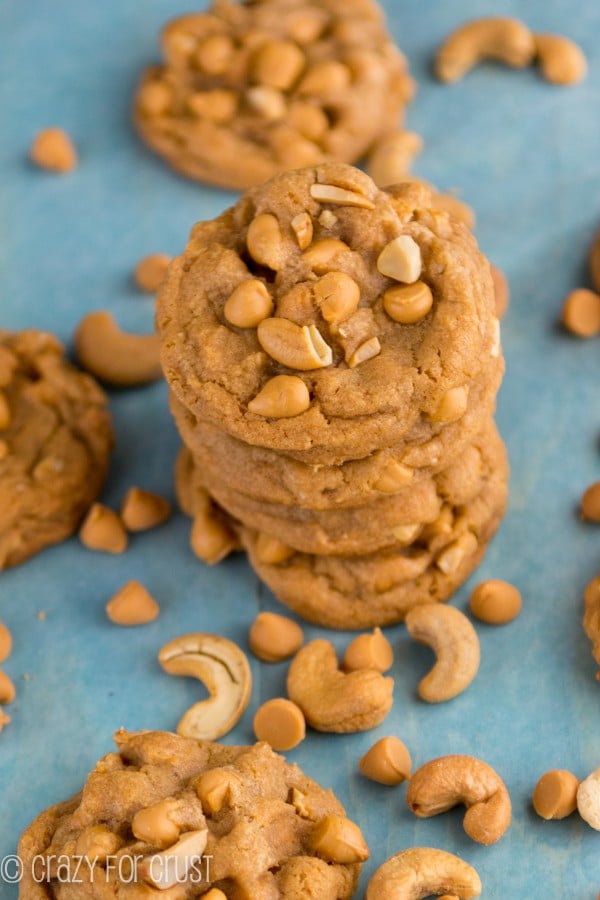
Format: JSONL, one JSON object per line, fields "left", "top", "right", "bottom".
{"left": 1, "top": 1, "right": 599, "bottom": 896}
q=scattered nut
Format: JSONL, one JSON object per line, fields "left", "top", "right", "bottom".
{"left": 138, "top": 829, "right": 208, "bottom": 890}
{"left": 254, "top": 532, "right": 295, "bottom": 564}
{"left": 535, "top": 33, "right": 587, "bottom": 85}
{"left": 224, "top": 280, "right": 273, "bottom": 328}
{"left": 190, "top": 503, "right": 237, "bottom": 565}
{"left": 366, "top": 847, "right": 482, "bottom": 900}
{"left": 406, "top": 755, "right": 512, "bottom": 844}
{"left": 105, "top": 580, "right": 159, "bottom": 626}
{"left": 0, "top": 671, "right": 16, "bottom": 705}
{"left": 359, "top": 736, "right": 412, "bottom": 786}
{"left": 561, "top": 289, "right": 600, "bottom": 338}
{"left": 314, "top": 272, "right": 360, "bottom": 325}
{"left": 347, "top": 336, "right": 381, "bottom": 368}
{"left": 74, "top": 311, "right": 162, "bottom": 386}
{"left": 377, "top": 236, "right": 422, "bottom": 284}
{"left": 435, "top": 532, "right": 478, "bottom": 574}
{"left": 533, "top": 769, "right": 580, "bottom": 819}
{"left": 405, "top": 604, "right": 480, "bottom": 702}
{"left": 581, "top": 482, "right": 600, "bottom": 522}
{"left": 583, "top": 574, "right": 600, "bottom": 676}
{"left": 0, "top": 623, "right": 12, "bottom": 663}
{"left": 253, "top": 697, "right": 306, "bottom": 751}
{"left": 257, "top": 318, "right": 332, "bottom": 370}
{"left": 310, "top": 183, "right": 375, "bottom": 210}
{"left": 248, "top": 374, "right": 310, "bottom": 418}
{"left": 120, "top": 487, "right": 171, "bottom": 532}
{"left": 491, "top": 264, "right": 510, "bottom": 319}
{"left": 287, "top": 639, "right": 394, "bottom": 733}
{"left": 30, "top": 128, "right": 77, "bottom": 172}
{"left": 246, "top": 213, "right": 286, "bottom": 270}
{"left": 374, "top": 460, "right": 414, "bottom": 493}
{"left": 342, "top": 628, "right": 394, "bottom": 673}
{"left": 290, "top": 212, "right": 313, "bottom": 250}
{"left": 435, "top": 17, "right": 535, "bottom": 83}
{"left": 383, "top": 282, "right": 433, "bottom": 325}
{"left": 134, "top": 253, "right": 171, "bottom": 293}
{"left": 79, "top": 504, "right": 128, "bottom": 554}
{"left": 469, "top": 579, "right": 522, "bottom": 624}
{"left": 159, "top": 633, "right": 252, "bottom": 740}
{"left": 577, "top": 769, "right": 600, "bottom": 830}
{"left": 310, "top": 815, "right": 370, "bottom": 864}
{"left": 368, "top": 131, "right": 424, "bottom": 188}
{"left": 249, "top": 611, "right": 303, "bottom": 662}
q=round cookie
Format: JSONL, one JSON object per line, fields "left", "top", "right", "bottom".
{"left": 170, "top": 352, "right": 503, "bottom": 508}
{"left": 0, "top": 330, "right": 113, "bottom": 570}
{"left": 157, "top": 166, "right": 500, "bottom": 465}
{"left": 176, "top": 418, "right": 503, "bottom": 556}
{"left": 134, "top": 0, "right": 413, "bottom": 190}
{"left": 18, "top": 730, "right": 363, "bottom": 899}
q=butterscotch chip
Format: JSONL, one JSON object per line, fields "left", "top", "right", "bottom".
{"left": 582, "top": 482, "right": 600, "bottom": 522}
{"left": 120, "top": 487, "right": 171, "bottom": 532}
{"left": 491, "top": 264, "right": 510, "bottom": 319}
{"left": 249, "top": 611, "right": 303, "bottom": 662}
{"left": 359, "top": 736, "right": 412, "bottom": 785}
{"left": 533, "top": 770, "right": 580, "bottom": 819}
{"left": 0, "top": 623, "right": 12, "bottom": 663}
{"left": 254, "top": 533, "right": 295, "bottom": 565}
{"left": 29, "top": 128, "right": 77, "bottom": 172}
{"left": 0, "top": 670, "right": 16, "bottom": 705}
{"left": 383, "top": 282, "right": 433, "bottom": 324}
{"left": 105, "top": 581, "right": 160, "bottom": 626}
{"left": 253, "top": 698, "right": 306, "bottom": 751}
{"left": 310, "top": 815, "right": 369, "bottom": 864}
{"left": 80, "top": 504, "right": 128, "bottom": 554}
{"left": 562, "top": 288, "right": 600, "bottom": 337}
{"left": 134, "top": 253, "right": 171, "bottom": 293}
{"left": 469, "top": 579, "right": 522, "bottom": 624}
{"left": 190, "top": 505, "right": 237, "bottom": 565}
{"left": 342, "top": 628, "right": 394, "bottom": 673}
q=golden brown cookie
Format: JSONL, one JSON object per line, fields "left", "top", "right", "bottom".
{"left": 157, "top": 166, "right": 500, "bottom": 465}
{"left": 0, "top": 330, "right": 113, "bottom": 570}
{"left": 134, "top": 0, "right": 413, "bottom": 190}
{"left": 18, "top": 730, "right": 363, "bottom": 899}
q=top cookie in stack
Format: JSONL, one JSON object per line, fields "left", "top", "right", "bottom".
{"left": 158, "top": 163, "right": 507, "bottom": 628}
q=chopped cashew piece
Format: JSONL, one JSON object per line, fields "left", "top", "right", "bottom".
{"left": 138, "top": 829, "right": 208, "bottom": 890}
{"left": 159, "top": 633, "right": 252, "bottom": 740}
{"left": 74, "top": 311, "right": 162, "bottom": 386}
{"left": 310, "top": 183, "right": 375, "bottom": 210}
{"left": 406, "top": 754, "right": 511, "bottom": 845}
{"left": 577, "top": 769, "right": 600, "bottom": 830}
{"left": 404, "top": 603, "right": 480, "bottom": 702}
{"left": 435, "top": 17, "right": 535, "bottom": 83}
{"left": 105, "top": 581, "right": 160, "bottom": 626}
{"left": 377, "top": 236, "right": 422, "bottom": 284}
{"left": 257, "top": 318, "right": 332, "bottom": 370}
{"left": 287, "top": 639, "right": 393, "bottom": 733}
{"left": 366, "top": 847, "right": 482, "bottom": 899}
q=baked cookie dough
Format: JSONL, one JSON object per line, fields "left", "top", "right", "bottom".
{"left": 18, "top": 730, "right": 363, "bottom": 899}
{"left": 0, "top": 330, "right": 113, "bottom": 570}
{"left": 157, "top": 166, "right": 500, "bottom": 465}
{"left": 134, "top": 0, "right": 413, "bottom": 190}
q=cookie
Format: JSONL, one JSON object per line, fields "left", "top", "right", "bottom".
{"left": 134, "top": 0, "right": 413, "bottom": 190}
{"left": 0, "top": 330, "right": 113, "bottom": 570}
{"left": 239, "top": 438, "right": 509, "bottom": 628}
{"left": 177, "top": 418, "right": 503, "bottom": 556}
{"left": 19, "top": 730, "right": 362, "bottom": 899}
{"left": 157, "top": 167, "right": 500, "bottom": 465}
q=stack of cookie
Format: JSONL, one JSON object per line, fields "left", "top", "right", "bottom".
{"left": 158, "top": 163, "right": 507, "bottom": 628}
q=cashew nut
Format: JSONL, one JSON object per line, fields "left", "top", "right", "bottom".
{"left": 138, "top": 829, "right": 208, "bottom": 890}
{"left": 158, "top": 633, "right": 252, "bottom": 740}
{"left": 74, "top": 310, "right": 162, "bottom": 386}
{"left": 406, "top": 755, "right": 511, "bottom": 845}
{"left": 435, "top": 17, "right": 535, "bottom": 83}
{"left": 534, "top": 33, "right": 587, "bottom": 86}
{"left": 366, "top": 847, "right": 481, "bottom": 900}
{"left": 404, "top": 604, "right": 480, "bottom": 702}
{"left": 286, "top": 639, "right": 393, "bottom": 733}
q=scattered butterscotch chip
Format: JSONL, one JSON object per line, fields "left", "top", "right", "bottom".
{"left": 359, "top": 736, "right": 412, "bottom": 786}
{"left": 342, "top": 628, "right": 394, "bottom": 673}
{"left": 248, "top": 611, "right": 303, "bottom": 663}
{"left": 80, "top": 503, "right": 128, "bottom": 554}
{"left": 253, "top": 698, "right": 306, "bottom": 751}
{"left": 491, "top": 264, "right": 510, "bottom": 319}
{"left": 134, "top": 253, "right": 171, "bottom": 294}
{"left": 120, "top": 487, "right": 171, "bottom": 532}
{"left": 105, "top": 580, "right": 160, "bottom": 626}
{"left": 469, "top": 579, "right": 522, "bottom": 624}
{"left": 562, "top": 288, "right": 600, "bottom": 337}
{"left": 533, "top": 769, "right": 580, "bottom": 819}
{"left": 29, "top": 128, "right": 77, "bottom": 172}
{"left": 0, "top": 671, "right": 16, "bottom": 705}
{"left": 0, "top": 623, "right": 12, "bottom": 663}
{"left": 582, "top": 482, "right": 600, "bottom": 522}
{"left": 0, "top": 709, "right": 10, "bottom": 732}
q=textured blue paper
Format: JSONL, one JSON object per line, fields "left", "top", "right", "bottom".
{"left": 1, "top": 1, "right": 599, "bottom": 896}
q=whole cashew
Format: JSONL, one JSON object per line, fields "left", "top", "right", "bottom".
{"left": 404, "top": 604, "right": 480, "bottom": 702}
{"left": 158, "top": 633, "right": 252, "bottom": 740}
{"left": 435, "top": 17, "right": 535, "bottom": 83}
{"left": 74, "top": 310, "right": 162, "bottom": 386}
{"left": 366, "top": 847, "right": 482, "bottom": 899}
{"left": 286, "top": 639, "right": 393, "bottom": 733}
{"left": 406, "top": 755, "right": 511, "bottom": 845}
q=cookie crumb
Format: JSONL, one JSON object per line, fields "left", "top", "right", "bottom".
{"left": 29, "top": 128, "right": 77, "bottom": 173}
{"left": 134, "top": 253, "right": 171, "bottom": 294}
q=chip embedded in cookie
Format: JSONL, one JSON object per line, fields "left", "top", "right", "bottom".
{"left": 18, "top": 730, "right": 365, "bottom": 898}
{"left": 0, "top": 330, "right": 113, "bottom": 570}
{"left": 134, "top": 0, "right": 413, "bottom": 189}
